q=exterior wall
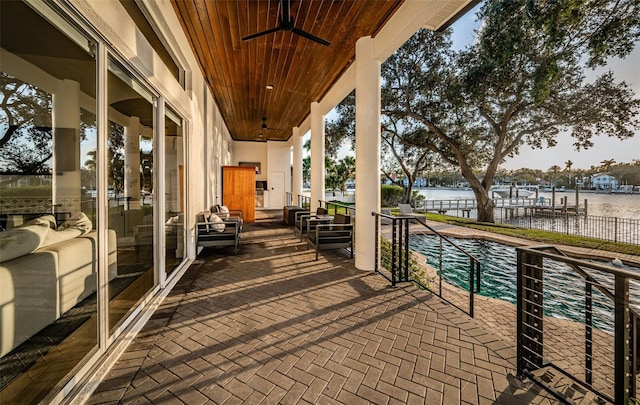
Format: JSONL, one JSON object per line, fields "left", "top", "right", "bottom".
{"left": 231, "top": 141, "right": 292, "bottom": 209}
{"left": 74, "top": 0, "right": 236, "bottom": 259}
{"left": 266, "top": 142, "right": 293, "bottom": 209}
{"left": 232, "top": 141, "right": 269, "bottom": 183}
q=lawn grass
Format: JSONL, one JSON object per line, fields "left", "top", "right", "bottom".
{"left": 388, "top": 209, "right": 640, "bottom": 257}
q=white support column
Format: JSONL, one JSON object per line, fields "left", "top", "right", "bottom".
{"left": 291, "top": 126, "right": 303, "bottom": 204}
{"left": 124, "top": 116, "right": 141, "bottom": 210}
{"left": 355, "top": 36, "right": 381, "bottom": 271}
{"left": 310, "top": 102, "right": 324, "bottom": 212}
{"left": 52, "top": 79, "right": 81, "bottom": 214}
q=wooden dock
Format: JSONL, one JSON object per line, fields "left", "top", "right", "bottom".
{"left": 412, "top": 196, "right": 587, "bottom": 219}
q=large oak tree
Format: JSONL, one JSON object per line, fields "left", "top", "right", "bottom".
{"left": 382, "top": 0, "right": 640, "bottom": 222}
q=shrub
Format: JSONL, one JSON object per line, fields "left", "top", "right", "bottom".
{"left": 0, "top": 185, "right": 52, "bottom": 198}
{"left": 381, "top": 184, "right": 404, "bottom": 207}
{"left": 379, "top": 237, "right": 432, "bottom": 289}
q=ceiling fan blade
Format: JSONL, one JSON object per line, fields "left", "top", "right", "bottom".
{"left": 281, "top": 0, "right": 291, "bottom": 24}
{"left": 291, "top": 27, "right": 330, "bottom": 46}
{"left": 242, "top": 26, "right": 281, "bottom": 41}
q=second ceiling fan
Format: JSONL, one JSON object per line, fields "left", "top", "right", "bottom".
{"left": 242, "top": 0, "right": 330, "bottom": 46}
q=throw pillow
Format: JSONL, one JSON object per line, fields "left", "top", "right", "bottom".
{"left": 0, "top": 224, "right": 50, "bottom": 263}
{"left": 197, "top": 211, "right": 212, "bottom": 231}
{"left": 218, "top": 205, "right": 230, "bottom": 219}
{"left": 40, "top": 227, "right": 85, "bottom": 248}
{"left": 209, "top": 213, "right": 225, "bottom": 232}
{"left": 59, "top": 212, "right": 92, "bottom": 235}
{"left": 21, "top": 215, "right": 57, "bottom": 230}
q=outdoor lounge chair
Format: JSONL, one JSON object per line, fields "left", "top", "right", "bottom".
{"left": 294, "top": 207, "right": 329, "bottom": 240}
{"left": 307, "top": 213, "right": 353, "bottom": 260}
{"left": 196, "top": 210, "right": 242, "bottom": 254}
{"left": 380, "top": 208, "right": 393, "bottom": 225}
{"left": 398, "top": 203, "right": 425, "bottom": 221}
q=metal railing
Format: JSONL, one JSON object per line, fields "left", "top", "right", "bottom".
{"left": 298, "top": 195, "right": 311, "bottom": 208}
{"left": 372, "top": 212, "right": 481, "bottom": 317}
{"left": 320, "top": 200, "right": 356, "bottom": 218}
{"left": 502, "top": 210, "right": 640, "bottom": 246}
{"left": 516, "top": 245, "right": 640, "bottom": 403}
{"left": 411, "top": 197, "right": 552, "bottom": 214}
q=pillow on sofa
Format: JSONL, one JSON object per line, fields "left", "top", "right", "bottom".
{"left": 21, "top": 215, "right": 57, "bottom": 229}
{"left": 209, "top": 214, "right": 225, "bottom": 232}
{"left": 40, "top": 227, "right": 86, "bottom": 248}
{"left": 58, "top": 212, "right": 92, "bottom": 235}
{"left": 0, "top": 224, "right": 50, "bottom": 263}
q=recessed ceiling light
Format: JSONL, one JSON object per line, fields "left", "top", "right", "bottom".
{"left": 266, "top": 84, "right": 274, "bottom": 90}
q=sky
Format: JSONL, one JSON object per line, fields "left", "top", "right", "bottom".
{"left": 326, "top": 3, "right": 640, "bottom": 172}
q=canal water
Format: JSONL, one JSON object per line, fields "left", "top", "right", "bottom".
{"left": 410, "top": 234, "right": 640, "bottom": 333}
{"left": 416, "top": 188, "right": 640, "bottom": 220}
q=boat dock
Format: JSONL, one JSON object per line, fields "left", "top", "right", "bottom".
{"left": 412, "top": 196, "right": 588, "bottom": 218}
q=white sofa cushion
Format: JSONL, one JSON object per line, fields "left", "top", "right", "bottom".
{"left": 0, "top": 224, "right": 50, "bottom": 263}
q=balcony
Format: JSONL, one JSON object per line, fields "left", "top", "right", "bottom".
{"left": 87, "top": 210, "right": 557, "bottom": 404}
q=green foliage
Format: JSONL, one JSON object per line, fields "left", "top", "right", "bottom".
{"left": 379, "top": 0, "right": 640, "bottom": 222}
{"left": 0, "top": 72, "right": 53, "bottom": 174}
{"left": 381, "top": 184, "right": 404, "bottom": 207}
{"left": 425, "top": 213, "right": 640, "bottom": 257}
{"left": 379, "top": 237, "right": 433, "bottom": 289}
{"left": 411, "top": 190, "right": 425, "bottom": 202}
{"left": 325, "top": 156, "right": 355, "bottom": 194}
{"left": 0, "top": 185, "right": 51, "bottom": 198}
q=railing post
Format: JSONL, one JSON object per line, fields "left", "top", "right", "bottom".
{"left": 391, "top": 218, "right": 397, "bottom": 286}
{"left": 374, "top": 213, "right": 379, "bottom": 274}
{"left": 516, "top": 249, "right": 544, "bottom": 376}
{"left": 585, "top": 281, "right": 593, "bottom": 386}
{"left": 469, "top": 258, "right": 475, "bottom": 318}
{"left": 403, "top": 217, "right": 409, "bottom": 282}
{"left": 614, "top": 274, "right": 631, "bottom": 404}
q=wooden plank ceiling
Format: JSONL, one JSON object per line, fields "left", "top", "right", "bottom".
{"left": 171, "top": 0, "right": 404, "bottom": 142}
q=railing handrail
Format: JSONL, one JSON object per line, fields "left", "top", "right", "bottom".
{"left": 393, "top": 214, "right": 482, "bottom": 264}
{"left": 320, "top": 199, "right": 354, "bottom": 209}
{"left": 518, "top": 245, "right": 640, "bottom": 281}
{"left": 516, "top": 244, "right": 637, "bottom": 403}
{"left": 373, "top": 211, "right": 482, "bottom": 317}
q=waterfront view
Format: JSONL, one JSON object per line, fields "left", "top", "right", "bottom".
{"left": 409, "top": 234, "right": 640, "bottom": 332}
{"left": 416, "top": 187, "right": 640, "bottom": 220}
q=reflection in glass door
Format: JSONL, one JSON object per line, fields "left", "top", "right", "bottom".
{"left": 106, "top": 58, "right": 156, "bottom": 333}
{"left": 164, "top": 107, "right": 184, "bottom": 275}
{"left": 0, "top": 1, "right": 98, "bottom": 403}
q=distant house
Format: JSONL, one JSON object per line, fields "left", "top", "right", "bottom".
{"left": 591, "top": 173, "right": 618, "bottom": 190}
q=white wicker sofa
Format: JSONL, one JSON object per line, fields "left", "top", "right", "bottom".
{"left": 0, "top": 213, "right": 117, "bottom": 356}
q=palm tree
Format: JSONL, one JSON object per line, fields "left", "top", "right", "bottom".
{"left": 600, "top": 159, "right": 616, "bottom": 173}
{"left": 564, "top": 160, "right": 573, "bottom": 184}
{"left": 549, "top": 165, "right": 561, "bottom": 184}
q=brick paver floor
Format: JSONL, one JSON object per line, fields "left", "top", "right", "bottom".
{"left": 87, "top": 213, "right": 558, "bottom": 404}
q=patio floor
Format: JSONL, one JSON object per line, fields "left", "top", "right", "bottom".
{"left": 86, "top": 210, "right": 559, "bottom": 404}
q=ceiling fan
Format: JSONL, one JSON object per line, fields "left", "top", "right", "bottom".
{"left": 242, "top": 0, "right": 330, "bottom": 46}
{"left": 254, "top": 117, "right": 283, "bottom": 141}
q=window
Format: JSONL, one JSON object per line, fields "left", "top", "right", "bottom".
{"left": 0, "top": 1, "right": 98, "bottom": 402}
